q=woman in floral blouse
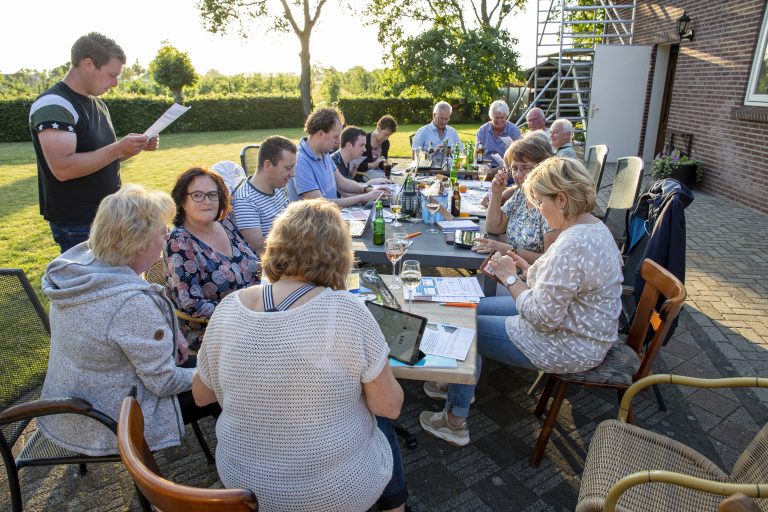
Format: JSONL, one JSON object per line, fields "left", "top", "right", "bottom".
{"left": 165, "top": 167, "right": 260, "bottom": 348}
{"left": 473, "top": 135, "right": 559, "bottom": 264}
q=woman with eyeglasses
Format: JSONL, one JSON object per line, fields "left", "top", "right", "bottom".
{"left": 165, "top": 167, "right": 260, "bottom": 349}
{"left": 473, "top": 135, "right": 558, "bottom": 264}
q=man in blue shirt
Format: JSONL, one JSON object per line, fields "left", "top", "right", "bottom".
{"left": 411, "top": 101, "right": 462, "bottom": 160}
{"left": 475, "top": 100, "right": 522, "bottom": 166}
{"left": 287, "top": 108, "right": 390, "bottom": 207}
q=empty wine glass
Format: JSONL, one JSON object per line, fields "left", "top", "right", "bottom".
{"left": 390, "top": 192, "right": 402, "bottom": 227}
{"left": 400, "top": 260, "right": 422, "bottom": 312}
{"left": 385, "top": 238, "right": 406, "bottom": 289}
{"left": 392, "top": 231, "right": 409, "bottom": 288}
{"left": 426, "top": 194, "right": 441, "bottom": 233}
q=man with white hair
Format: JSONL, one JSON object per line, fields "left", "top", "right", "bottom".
{"left": 526, "top": 107, "right": 549, "bottom": 136}
{"left": 550, "top": 118, "right": 577, "bottom": 158}
{"left": 411, "top": 101, "right": 462, "bottom": 160}
{"left": 475, "top": 100, "right": 522, "bottom": 165}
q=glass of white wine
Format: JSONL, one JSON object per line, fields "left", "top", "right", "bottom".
{"left": 477, "top": 164, "right": 489, "bottom": 189}
{"left": 426, "top": 194, "right": 441, "bottom": 233}
{"left": 400, "top": 260, "right": 421, "bottom": 312}
{"left": 385, "top": 238, "right": 406, "bottom": 290}
{"left": 390, "top": 192, "right": 402, "bottom": 227}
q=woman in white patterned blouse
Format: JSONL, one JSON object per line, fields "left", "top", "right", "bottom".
{"left": 421, "top": 157, "right": 623, "bottom": 447}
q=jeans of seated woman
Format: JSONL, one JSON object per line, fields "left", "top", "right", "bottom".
{"left": 445, "top": 296, "right": 537, "bottom": 418}
{"left": 376, "top": 416, "right": 409, "bottom": 509}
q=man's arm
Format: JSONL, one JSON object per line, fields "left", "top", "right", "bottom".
{"left": 39, "top": 129, "right": 149, "bottom": 181}
{"left": 239, "top": 228, "right": 266, "bottom": 255}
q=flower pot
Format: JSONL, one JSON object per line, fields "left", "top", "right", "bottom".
{"left": 670, "top": 163, "right": 698, "bottom": 188}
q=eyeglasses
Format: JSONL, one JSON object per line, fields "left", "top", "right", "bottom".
{"left": 511, "top": 164, "right": 535, "bottom": 175}
{"left": 187, "top": 191, "right": 220, "bottom": 202}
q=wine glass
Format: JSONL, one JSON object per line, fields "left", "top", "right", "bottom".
{"left": 477, "top": 164, "right": 489, "bottom": 189}
{"left": 390, "top": 192, "right": 402, "bottom": 227}
{"left": 385, "top": 238, "right": 406, "bottom": 289}
{"left": 400, "top": 260, "right": 422, "bottom": 312}
{"left": 426, "top": 194, "right": 441, "bottom": 233}
{"left": 392, "top": 231, "right": 409, "bottom": 288}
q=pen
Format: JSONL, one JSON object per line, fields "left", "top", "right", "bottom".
{"left": 440, "top": 302, "right": 478, "bottom": 308}
{"left": 404, "top": 232, "right": 422, "bottom": 239}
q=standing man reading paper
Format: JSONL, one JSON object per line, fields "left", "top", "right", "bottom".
{"left": 29, "top": 32, "right": 158, "bottom": 252}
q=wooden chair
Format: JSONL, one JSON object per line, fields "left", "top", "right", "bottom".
{"left": 239, "top": 144, "right": 260, "bottom": 176}
{"left": 601, "top": 156, "right": 644, "bottom": 248}
{"left": 530, "top": 259, "right": 686, "bottom": 467}
{"left": 577, "top": 375, "right": 768, "bottom": 512}
{"left": 585, "top": 144, "right": 609, "bottom": 190}
{"left": 0, "top": 268, "right": 150, "bottom": 512}
{"left": 118, "top": 393, "right": 258, "bottom": 512}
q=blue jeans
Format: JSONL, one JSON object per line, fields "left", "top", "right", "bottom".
{"left": 49, "top": 223, "right": 90, "bottom": 253}
{"left": 445, "top": 296, "right": 537, "bottom": 418}
{"left": 376, "top": 416, "right": 408, "bottom": 509}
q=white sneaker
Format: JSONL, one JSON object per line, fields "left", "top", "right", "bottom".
{"left": 419, "top": 410, "right": 470, "bottom": 447}
{"left": 423, "top": 381, "right": 475, "bottom": 403}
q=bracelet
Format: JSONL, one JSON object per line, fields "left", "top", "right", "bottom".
{"left": 363, "top": 184, "right": 371, "bottom": 193}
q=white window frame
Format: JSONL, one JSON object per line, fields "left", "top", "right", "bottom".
{"left": 745, "top": 5, "right": 768, "bottom": 106}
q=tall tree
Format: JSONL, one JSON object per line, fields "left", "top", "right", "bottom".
{"left": 197, "top": 0, "right": 331, "bottom": 116}
{"left": 149, "top": 43, "right": 199, "bottom": 103}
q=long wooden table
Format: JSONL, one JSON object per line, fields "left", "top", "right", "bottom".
{"left": 380, "top": 276, "right": 477, "bottom": 385}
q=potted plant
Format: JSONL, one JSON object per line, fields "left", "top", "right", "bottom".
{"left": 651, "top": 150, "right": 702, "bottom": 188}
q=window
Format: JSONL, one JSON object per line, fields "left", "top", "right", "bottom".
{"left": 746, "top": 5, "right": 768, "bottom": 106}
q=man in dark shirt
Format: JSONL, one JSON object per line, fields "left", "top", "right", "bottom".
{"left": 29, "top": 32, "right": 158, "bottom": 252}
{"left": 330, "top": 126, "right": 367, "bottom": 181}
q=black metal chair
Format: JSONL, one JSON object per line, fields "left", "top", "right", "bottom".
{"left": 0, "top": 268, "right": 150, "bottom": 512}
{"left": 601, "top": 156, "right": 644, "bottom": 249}
{"left": 239, "top": 144, "right": 260, "bottom": 176}
{"left": 585, "top": 144, "right": 609, "bottom": 190}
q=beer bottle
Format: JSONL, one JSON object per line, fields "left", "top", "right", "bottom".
{"left": 373, "top": 200, "right": 385, "bottom": 245}
{"left": 476, "top": 141, "right": 484, "bottom": 163}
{"left": 451, "top": 180, "right": 462, "bottom": 217}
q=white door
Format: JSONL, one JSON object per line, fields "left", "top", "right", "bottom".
{"left": 585, "top": 45, "right": 653, "bottom": 162}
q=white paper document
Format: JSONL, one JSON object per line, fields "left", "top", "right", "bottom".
{"left": 420, "top": 323, "right": 475, "bottom": 361}
{"left": 143, "top": 103, "right": 191, "bottom": 139}
{"left": 500, "top": 136, "right": 514, "bottom": 148}
{"left": 404, "top": 276, "right": 484, "bottom": 302}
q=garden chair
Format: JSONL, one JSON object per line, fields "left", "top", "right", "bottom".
{"left": 585, "top": 144, "right": 609, "bottom": 190}
{"left": 239, "top": 144, "right": 261, "bottom": 176}
{"left": 118, "top": 391, "right": 258, "bottom": 512}
{"left": 577, "top": 374, "right": 768, "bottom": 512}
{"left": 0, "top": 268, "right": 150, "bottom": 512}
{"left": 530, "top": 259, "right": 686, "bottom": 467}
{"left": 600, "top": 156, "right": 644, "bottom": 248}
{"left": 211, "top": 160, "right": 247, "bottom": 194}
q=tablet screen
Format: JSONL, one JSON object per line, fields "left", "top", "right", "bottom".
{"left": 365, "top": 301, "right": 427, "bottom": 365}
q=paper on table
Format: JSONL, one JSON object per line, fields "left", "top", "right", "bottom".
{"left": 419, "top": 322, "right": 475, "bottom": 361}
{"left": 389, "top": 354, "right": 458, "bottom": 368}
{"left": 404, "top": 276, "right": 484, "bottom": 302}
{"left": 143, "top": 103, "right": 191, "bottom": 139}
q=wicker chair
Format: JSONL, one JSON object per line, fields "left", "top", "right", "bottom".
{"left": 143, "top": 259, "right": 207, "bottom": 327}
{"left": 530, "top": 259, "right": 686, "bottom": 467}
{"left": 577, "top": 374, "right": 768, "bottom": 512}
{"left": 118, "top": 393, "right": 258, "bottom": 512}
{"left": 585, "top": 144, "right": 609, "bottom": 190}
{"left": 0, "top": 268, "right": 150, "bottom": 512}
{"left": 239, "top": 144, "right": 261, "bottom": 176}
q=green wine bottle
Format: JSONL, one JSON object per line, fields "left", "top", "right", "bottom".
{"left": 372, "top": 200, "right": 385, "bottom": 245}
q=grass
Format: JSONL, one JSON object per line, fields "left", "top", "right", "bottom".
{"left": 0, "top": 123, "right": 482, "bottom": 302}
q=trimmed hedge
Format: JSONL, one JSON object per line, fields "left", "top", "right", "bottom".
{"left": 0, "top": 94, "right": 484, "bottom": 143}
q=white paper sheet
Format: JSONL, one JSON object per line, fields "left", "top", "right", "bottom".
{"left": 404, "top": 277, "right": 484, "bottom": 302}
{"left": 143, "top": 103, "right": 191, "bottom": 139}
{"left": 500, "top": 136, "right": 514, "bottom": 148}
{"left": 420, "top": 323, "right": 475, "bottom": 361}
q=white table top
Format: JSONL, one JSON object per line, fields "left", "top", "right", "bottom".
{"left": 380, "top": 275, "right": 478, "bottom": 385}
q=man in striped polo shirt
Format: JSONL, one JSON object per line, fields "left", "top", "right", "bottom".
{"left": 231, "top": 136, "right": 297, "bottom": 255}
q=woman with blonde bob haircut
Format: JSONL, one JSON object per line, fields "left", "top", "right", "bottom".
{"left": 38, "top": 185, "right": 219, "bottom": 458}
{"left": 194, "top": 198, "right": 410, "bottom": 512}
{"left": 420, "top": 158, "right": 623, "bottom": 448}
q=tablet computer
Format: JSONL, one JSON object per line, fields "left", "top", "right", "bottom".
{"left": 365, "top": 301, "right": 427, "bottom": 365}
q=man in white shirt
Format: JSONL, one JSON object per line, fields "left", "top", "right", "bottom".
{"left": 411, "top": 101, "right": 462, "bottom": 160}
{"left": 526, "top": 107, "right": 549, "bottom": 136}
{"left": 232, "top": 136, "right": 296, "bottom": 255}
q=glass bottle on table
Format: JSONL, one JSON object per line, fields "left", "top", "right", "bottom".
{"left": 400, "top": 260, "right": 422, "bottom": 312}
{"left": 476, "top": 141, "right": 484, "bottom": 163}
{"left": 372, "top": 200, "right": 385, "bottom": 245}
{"left": 451, "top": 179, "right": 462, "bottom": 217}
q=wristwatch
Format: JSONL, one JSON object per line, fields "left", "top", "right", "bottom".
{"left": 505, "top": 274, "right": 518, "bottom": 289}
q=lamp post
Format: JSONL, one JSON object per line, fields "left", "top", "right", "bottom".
{"left": 677, "top": 11, "right": 694, "bottom": 41}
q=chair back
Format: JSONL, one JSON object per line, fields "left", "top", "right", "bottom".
{"left": 731, "top": 423, "right": 768, "bottom": 497}
{"left": 627, "top": 259, "right": 686, "bottom": 380}
{"left": 409, "top": 133, "right": 415, "bottom": 149}
{"left": 0, "top": 269, "right": 50, "bottom": 446}
{"left": 602, "top": 156, "right": 644, "bottom": 245}
{"left": 144, "top": 259, "right": 167, "bottom": 288}
{"left": 118, "top": 396, "right": 258, "bottom": 512}
{"left": 239, "top": 145, "right": 261, "bottom": 177}
{"left": 585, "top": 144, "right": 609, "bottom": 190}
{"left": 211, "top": 161, "right": 247, "bottom": 194}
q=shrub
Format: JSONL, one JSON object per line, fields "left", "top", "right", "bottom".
{"left": 651, "top": 151, "right": 703, "bottom": 185}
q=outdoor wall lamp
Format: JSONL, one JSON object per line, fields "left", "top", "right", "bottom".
{"left": 676, "top": 11, "right": 694, "bottom": 41}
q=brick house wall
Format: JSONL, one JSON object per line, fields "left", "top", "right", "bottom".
{"left": 631, "top": 1, "right": 768, "bottom": 213}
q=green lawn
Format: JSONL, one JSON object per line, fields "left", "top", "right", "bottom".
{"left": 1, "top": 123, "right": 481, "bottom": 301}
